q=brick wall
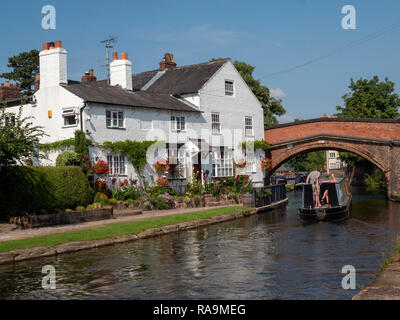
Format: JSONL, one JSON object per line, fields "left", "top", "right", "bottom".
{"left": 265, "top": 119, "right": 400, "bottom": 144}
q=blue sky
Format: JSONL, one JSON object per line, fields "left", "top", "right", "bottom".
{"left": 1, "top": 0, "right": 400, "bottom": 122}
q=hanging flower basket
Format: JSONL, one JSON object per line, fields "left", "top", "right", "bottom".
{"left": 235, "top": 158, "right": 247, "bottom": 168}
{"left": 95, "top": 178, "right": 107, "bottom": 187}
{"left": 260, "top": 158, "right": 273, "bottom": 170}
{"left": 154, "top": 159, "right": 170, "bottom": 173}
{"left": 93, "top": 160, "right": 110, "bottom": 175}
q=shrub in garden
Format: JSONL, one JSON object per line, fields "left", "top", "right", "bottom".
{"left": 94, "top": 192, "right": 109, "bottom": 206}
{"left": 193, "top": 195, "right": 201, "bottom": 207}
{"left": 56, "top": 151, "right": 81, "bottom": 167}
{"left": 149, "top": 196, "right": 169, "bottom": 210}
{"left": 76, "top": 206, "right": 86, "bottom": 212}
{"left": 0, "top": 166, "right": 93, "bottom": 220}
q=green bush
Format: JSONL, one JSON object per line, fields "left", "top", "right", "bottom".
{"left": 0, "top": 166, "right": 93, "bottom": 220}
{"left": 149, "top": 196, "right": 169, "bottom": 210}
{"left": 56, "top": 152, "right": 81, "bottom": 167}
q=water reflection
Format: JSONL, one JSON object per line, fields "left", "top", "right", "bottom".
{"left": 0, "top": 190, "right": 398, "bottom": 300}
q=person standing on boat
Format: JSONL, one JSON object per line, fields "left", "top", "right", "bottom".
{"left": 321, "top": 173, "right": 338, "bottom": 206}
{"left": 306, "top": 166, "right": 321, "bottom": 207}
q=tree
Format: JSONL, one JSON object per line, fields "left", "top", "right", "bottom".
{"left": 285, "top": 151, "right": 326, "bottom": 173}
{"left": 0, "top": 102, "right": 45, "bottom": 168}
{"left": 0, "top": 50, "right": 39, "bottom": 96}
{"left": 233, "top": 61, "right": 286, "bottom": 126}
{"left": 336, "top": 76, "right": 400, "bottom": 119}
{"left": 336, "top": 76, "right": 400, "bottom": 170}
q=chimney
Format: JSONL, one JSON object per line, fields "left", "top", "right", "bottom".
{"left": 159, "top": 53, "right": 177, "bottom": 70}
{"left": 39, "top": 40, "right": 68, "bottom": 89}
{"left": 110, "top": 52, "right": 133, "bottom": 90}
{"left": 81, "top": 69, "right": 97, "bottom": 83}
{"left": 0, "top": 82, "right": 21, "bottom": 101}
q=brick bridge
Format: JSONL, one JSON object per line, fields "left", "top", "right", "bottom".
{"left": 264, "top": 118, "right": 400, "bottom": 200}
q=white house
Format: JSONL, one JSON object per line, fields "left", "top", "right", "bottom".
{"left": 3, "top": 41, "right": 266, "bottom": 188}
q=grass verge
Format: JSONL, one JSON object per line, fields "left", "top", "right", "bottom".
{"left": 0, "top": 206, "right": 249, "bottom": 253}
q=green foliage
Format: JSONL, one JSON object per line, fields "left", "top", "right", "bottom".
{"left": 0, "top": 50, "right": 39, "bottom": 96}
{"left": 74, "top": 130, "right": 89, "bottom": 156}
{"left": 94, "top": 192, "right": 109, "bottom": 206}
{"left": 193, "top": 195, "right": 201, "bottom": 207}
{"left": 336, "top": 76, "right": 400, "bottom": 119}
{"left": 56, "top": 152, "right": 81, "bottom": 166}
{"left": 0, "top": 104, "right": 45, "bottom": 168}
{"left": 112, "top": 185, "right": 141, "bottom": 201}
{"left": 39, "top": 137, "right": 93, "bottom": 152}
{"left": 76, "top": 206, "right": 86, "bottom": 212}
{"left": 149, "top": 196, "right": 169, "bottom": 210}
{"left": 241, "top": 140, "right": 270, "bottom": 151}
{"left": 285, "top": 151, "right": 326, "bottom": 173}
{"left": 0, "top": 166, "right": 93, "bottom": 219}
{"left": 147, "top": 185, "right": 177, "bottom": 197}
{"left": 102, "top": 140, "right": 157, "bottom": 189}
{"left": 364, "top": 169, "right": 386, "bottom": 193}
{"left": 233, "top": 60, "right": 286, "bottom": 126}
{"left": 336, "top": 76, "right": 400, "bottom": 167}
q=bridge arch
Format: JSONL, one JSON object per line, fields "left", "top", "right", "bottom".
{"left": 264, "top": 118, "right": 400, "bottom": 201}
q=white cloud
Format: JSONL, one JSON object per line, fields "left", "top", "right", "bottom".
{"left": 276, "top": 115, "right": 295, "bottom": 124}
{"left": 270, "top": 88, "right": 286, "bottom": 98}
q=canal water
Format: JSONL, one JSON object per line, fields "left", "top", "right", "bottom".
{"left": 1, "top": 190, "right": 400, "bottom": 300}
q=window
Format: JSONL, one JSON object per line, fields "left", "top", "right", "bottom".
{"left": 107, "top": 155, "right": 127, "bottom": 175}
{"left": 63, "top": 109, "right": 77, "bottom": 126}
{"left": 211, "top": 112, "right": 220, "bottom": 134}
{"left": 171, "top": 116, "right": 185, "bottom": 131}
{"left": 225, "top": 80, "right": 234, "bottom": 96}
{"left": 106, "top": 110, "right": 124, "bottom": 128}
{"left": 213, "top": 151, "right": 234, "bottom": 177}
{"left": 245, "top": 116, "right": 253, "bottom": 136}
{"left": 4, "top": 114, "right": 15, "bottom": 125}
{"left": 329, "top": 152, "right": 336, "bottom": 159}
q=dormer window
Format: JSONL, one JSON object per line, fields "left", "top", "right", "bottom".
{"left": 63, "top": 108, "right": 77, "bottom": 127}
{"left": 225, "top": 80, "right": 234, "bottom": 96}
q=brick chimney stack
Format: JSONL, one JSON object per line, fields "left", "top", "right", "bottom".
{"left": 0, "top": 81, "right": 21, "bottom": 101}
{"left": 81, "top": 69, "right": 97, "bottom": 83}
{"left": 159, "top": 53, "right": 177, "bottom": 70}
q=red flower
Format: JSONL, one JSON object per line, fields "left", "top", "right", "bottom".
{"left": 261, "top": 158, "right": 273, "bottom": 170}
{"left": 93, "top": 160, "right": 110, "bottom": 175}
{"left": 153, "top": 159, "right": 170, "bottom": 173}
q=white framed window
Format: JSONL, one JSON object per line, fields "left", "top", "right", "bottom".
{"left": 245, "top": 116, "right": 253, "bottom": 136}
{"left": 4, "top": 113, "right": 15, "bottom": 125}
{"left": 106, "top": 110, "right": 124, "bottom": 128}
{"left": 63, "top": 109, "right": 77, "bottom": 127}
{"left": 107, "top": 154, "right": 127, "bottom": 176}
{"left": 171, "top": 115, "right": 185, "bottom": 131}
{"left": 213, "top": 151, "right": 234, "bottom": 177}
{"left": 329, "top": 152, "right": 336, "bottom": 159}
{"left": 225, "top": 80, "right": 234, "bottom": 96}
{"left": 211, "top": 112, "right": 221, "bottom": 134}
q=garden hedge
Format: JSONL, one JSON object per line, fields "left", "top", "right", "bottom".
{"left": 0, "top": 166, "right": 93, "bottom": 220}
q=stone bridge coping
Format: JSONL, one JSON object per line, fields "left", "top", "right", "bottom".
{"left": 265, "top": 117, "right": 400, "bottom": 130}
{"left": 269, "top": 133, "right": 400, "bottom": 147}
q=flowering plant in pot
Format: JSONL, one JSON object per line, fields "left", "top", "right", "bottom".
{"left": 260, "top": 158, "right": 273, "bottom": 170}
{"left": 154, "top": 158, "right": 170, "bottom": 173}
{"left": 93, "top": 160, "right": 110, "bottom": 175}
{"left": 235, "top": 158, "right": 247, "bottom": 168}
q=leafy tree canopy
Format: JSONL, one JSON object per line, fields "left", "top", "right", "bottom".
{"left": 0, "top": 103, "right": 45, "bottom": 168}
{"left": 285, "top": 151, "right": 326, "bottom": 173}
{"left": 0, "top": 50, "right": 39, "bottom": 96}
{"left": 336, "top": 76, "right": 400, "bottom": 119}
{"left": 336, "top": 76, "right": 400, "bottom": 167}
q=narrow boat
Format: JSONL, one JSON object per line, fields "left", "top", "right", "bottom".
{"left": 299, "top": 179, "right": 352, "bottom": 222}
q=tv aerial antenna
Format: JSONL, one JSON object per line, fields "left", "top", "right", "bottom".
{"left": 100, "top": 36, "right": 117, "bottom": 84}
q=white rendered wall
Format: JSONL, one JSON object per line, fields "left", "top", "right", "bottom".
{"left": 198, "top": 60, "right": 265, "bottom": 185}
